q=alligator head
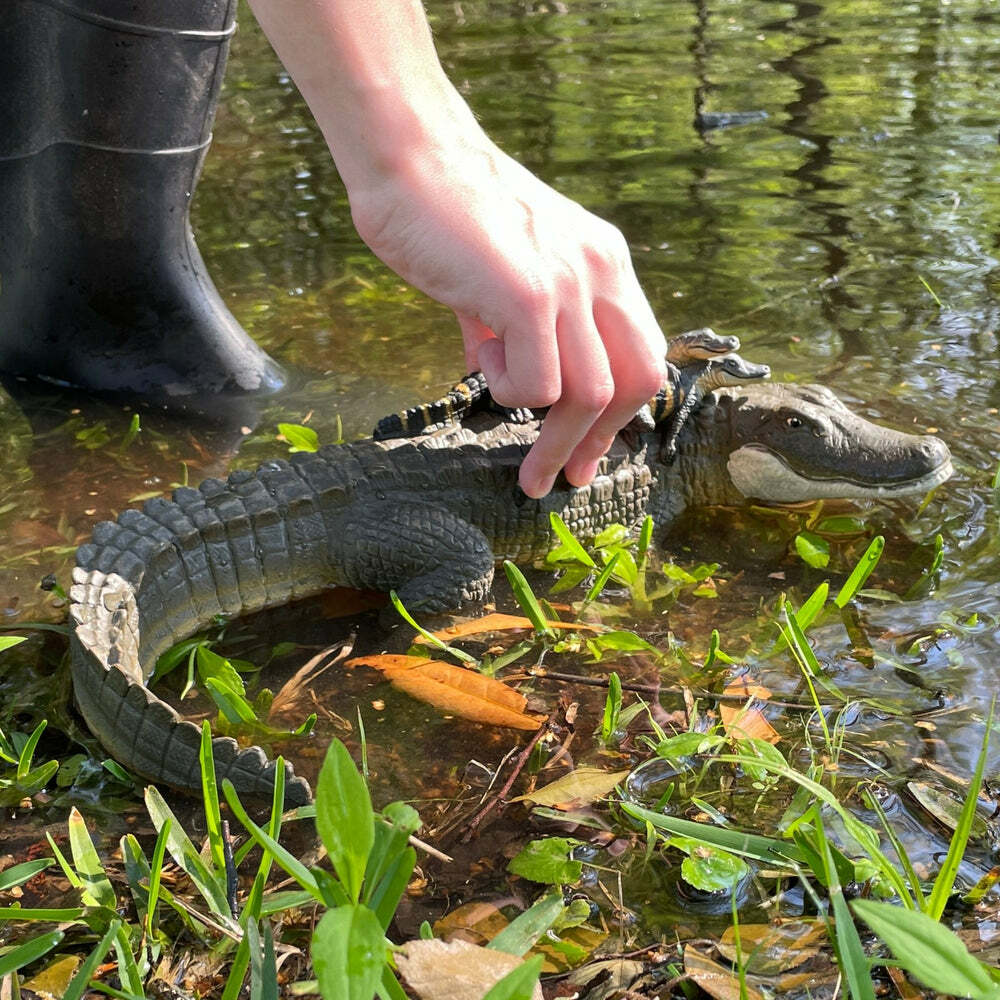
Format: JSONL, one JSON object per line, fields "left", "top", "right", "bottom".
{"left": 668, "top": 383, "right": 953, "bottom": 509}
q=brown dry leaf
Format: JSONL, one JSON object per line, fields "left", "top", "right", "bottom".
{"left": 434, "top": 901, "right": 510, "bottom": 946}
{"left": 684, "top": 946, "right": 766, "bottom": 1000}
{"left": 720, "top": 679, "right": 779, "bottom": 745}
{"left": 511, "top": 765, "right": 631, "bottom": 806}
{"left": 397, "top": 939, "right": 543, "bottom": 1000}
{"left": 888, "top": 965, "right": 925, "bottom": 1000}
{"left": 347, "top": 654, "right": 543, "bottom": 730}
{"left": 413, "top": 612, "right": 603, "bottom": 644}
{"left": 717, "top": 920, "right": 825, "bottom": 974}
{"left": 269, "top": 642, "right": 352, "bottom": 721}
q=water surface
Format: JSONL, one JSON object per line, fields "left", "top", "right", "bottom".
{"left": 1, "top": 0, "right": 999, "bottom": 893}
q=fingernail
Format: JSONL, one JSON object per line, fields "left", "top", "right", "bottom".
{"left": 567, "top": 460, "right": 600, "bottom": 487}
{"left": 521, "top": 473, "right": 555, "bottom": 498}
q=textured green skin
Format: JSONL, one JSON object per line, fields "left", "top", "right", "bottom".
{"left": 69, "top": 382, "right": 951, "bottom": 806}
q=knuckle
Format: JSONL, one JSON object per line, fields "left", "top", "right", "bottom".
{"left": 575, "top": 379, "right": 615, "bottom": 413}
{"left": 508, "top": 275, "right": 553, "bottom": 319}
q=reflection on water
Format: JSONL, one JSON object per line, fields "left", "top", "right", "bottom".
{"left": 1, "top": 0, "right": 999, "bottom": 862}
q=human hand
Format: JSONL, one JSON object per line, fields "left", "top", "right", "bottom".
{"left": 347, "top": 128, "right": 667, "bottom": 498}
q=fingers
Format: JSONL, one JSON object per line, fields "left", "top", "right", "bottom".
{"left": 516, "top": 308, "right": 614, "bottom": 497}
{"left": 503, "top": 277, "right": 664, "bottom": 497}
{"left": 460, "top": 278, "right": 664, "bottom": 499}
{"left": 476, "top": 297, "right": 561, "bottom": 410}
{"left": 561, "top": 297, "right": 666, "bottom": 487}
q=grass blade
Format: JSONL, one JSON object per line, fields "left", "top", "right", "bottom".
{"left": 926, "top": 700, "right": 994, "bottom": 920}
{"left": 0, "top": 930, "right": 64, "bottom": 977}
{"left": 834, "top": 536, "right": 884, "bottom": 608}
{"left": 503, "top": 562, "right": 552, "bottom": 637}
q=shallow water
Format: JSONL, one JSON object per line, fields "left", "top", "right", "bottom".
{"left": 1, "top": 0, "right": 999, "bottom": 919}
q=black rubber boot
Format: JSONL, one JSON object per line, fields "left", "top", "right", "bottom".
{"left": 0, "top": 0, "right": 285, "bottom": 403}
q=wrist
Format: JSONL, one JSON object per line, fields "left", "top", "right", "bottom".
{"left": 321, "top": 79, "right": 485, "bottom": 195}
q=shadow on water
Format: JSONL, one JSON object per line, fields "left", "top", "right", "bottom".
{"left": 1, "top": 0, "right": 1000, "bottom": 965}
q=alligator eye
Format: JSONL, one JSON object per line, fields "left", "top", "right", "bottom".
{"left": 785, "top": 416, "right": 804, "bottom": 428}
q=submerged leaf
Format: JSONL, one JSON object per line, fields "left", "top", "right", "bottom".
{"left": 348, "top": 655, "right": 543, "bottom": 730}
{"left": 684, "top": 946, "right": 766, "bottom": 1000}
{"left": 511, "top": 766, "right": 630, "bottom": 806}
{"left": 719, "top": 679, "right": 779, "bottom": 745}
{"left": 508, "top": 838, "right": 583, "bottom": 885}
{"left": 794, "top": 531, "right": 830, "bottom": 568}
{"left": 717, "top": 920, "right": 826, "bottom": 974}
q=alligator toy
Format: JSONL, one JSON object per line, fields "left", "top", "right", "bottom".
{"left": 69, "top": 338, "right": 952, "bottom": 806}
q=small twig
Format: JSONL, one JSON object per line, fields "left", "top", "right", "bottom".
{"left": 462, "top": 719, "right": 551, "bottom": 842}
{"left": 407, "top": 832, "right": 453, "bottom": 864}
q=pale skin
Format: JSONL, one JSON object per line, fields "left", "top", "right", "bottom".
{"left": 247, "top": 0, "right": 667, "bottom": 498}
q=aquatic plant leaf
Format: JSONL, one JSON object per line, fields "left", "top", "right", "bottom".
{"left": 621, "top": 802, "right": 805, "bottom": 867}
{"left": 349, "top": 654, "right": 543, "bottom": 730}
{"left": 0, "top": 858, "right": 54, "bottom": 891}
{"left": 67, "top": 807, "right": 116, "bottom": 910}
{"left": 546, "top": 512, "right": 596, "bottom": 567}
{"left": 833, "top": 535, "right": 884, "bottom": 607}
{"left": 504, "top": 562, "right": 552, "bottom": 636}
{"left": 0, "top": 930, "right": 65, "bottom": 977}
{"left": 852, "top": 900, "right": 1000, "bottom": 1000}
{"left": 511, "top": 766, "right": 630, "bottom": 807}
{"left": 508, "top": 838, "right": 584, "bottom": 885}
{"left": 488, "top": 893, "right": 566, "bottom": 958}
{"left": 277, "top": 422, "right": 319, "bottom": 453}
{"left": 670, "top": 836, "right": 748, "bottom": 892}
{"left": 312, "top": 904, "right": 385, "bottom": 1000}
{"left": 397, "top": 939, "right": 543, "bottom": 1000}
{"left": 794, "top": 530, "right": 830, "bottom": 568}
{"left": 315, "top": 740, "right": 374, "bottom": 904}
{"left": 144, "top": 786, "right": 231, "bottom": 917}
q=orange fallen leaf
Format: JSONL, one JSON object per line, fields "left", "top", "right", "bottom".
{"left": 720, "top": 679, "right": 779, "bottom": 744}
{"left": 413, "top": 612, "right": 603, "bottom": 645}
{"left": 346, "top": 654, "right": 543, "bottom": 730}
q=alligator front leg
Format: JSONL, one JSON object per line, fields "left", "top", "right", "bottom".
{"left": 333, "top": 500, "right": 496, "bottom": 613}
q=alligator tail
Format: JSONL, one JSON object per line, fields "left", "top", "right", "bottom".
{"left": 70, "top": 569, "right": 312, "bottom": 807}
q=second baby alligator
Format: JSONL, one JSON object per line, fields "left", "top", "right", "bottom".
{"left": 69, "top": 341, "right": 953, "bottom": 806}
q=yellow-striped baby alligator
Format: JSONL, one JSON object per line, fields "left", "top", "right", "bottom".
{"left": 69, "top": 335, "right": 952, "bottom": 805}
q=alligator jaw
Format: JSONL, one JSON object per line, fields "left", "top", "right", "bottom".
{"left": 727, "top": 443, "right": 954, "bottom": 502}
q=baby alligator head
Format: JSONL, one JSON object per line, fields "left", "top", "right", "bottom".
{"left": 710, "top": 383, "right": 953, "bottom": 503}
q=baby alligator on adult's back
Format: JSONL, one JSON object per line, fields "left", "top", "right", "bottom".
{"left": 69, "top": 347, "right": 953, "bottom": 806}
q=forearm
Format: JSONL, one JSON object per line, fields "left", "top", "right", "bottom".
{"left": 246, "top": 0, "right": 482, "bottom": 192}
